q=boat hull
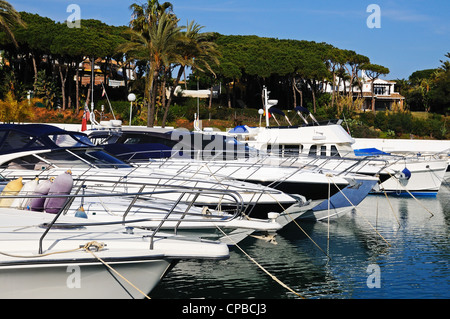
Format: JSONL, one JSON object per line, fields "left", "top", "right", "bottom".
{"left": 297, "top": 177, "right": 379, "bottom": 221}
{"left": 370, "top": 160, "right": 448, "bottom": 196}
{"left": 0, "top": 209, "right": 230, "bottom": 299}
{"left": 0, "top": 258, "right": 172, "bottom": 299}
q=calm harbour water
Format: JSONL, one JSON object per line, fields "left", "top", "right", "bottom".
{"left": 151, "top": 187, "right": 450, "bottom": 299}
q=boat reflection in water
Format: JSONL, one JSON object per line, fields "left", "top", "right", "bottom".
{"left": 151, "top": 191, "right": 450, "bottom": 299}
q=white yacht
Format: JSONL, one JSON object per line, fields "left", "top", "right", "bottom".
{"left": 222, "top": 87, "right": 448, "bottom": 197}
{"left": 0, "top": 124, "right": 297, "bottom": 240}
{"left": 85, "top": 126, "right": 379, "bottom": 221}
{"left": 0, "top": 204, "right": 229, "bottom": 299}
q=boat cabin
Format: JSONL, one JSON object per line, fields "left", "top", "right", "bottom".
{"left": 227, "top": 122, "right": 356, "bottom": 159}
{"left": 0, "top": 124, "right": 130, "bottom": 170}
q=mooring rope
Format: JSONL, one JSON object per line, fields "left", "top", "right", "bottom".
{"left": 326, "top": 175, "right": 391, "bottom": 247}
{"left": 266, "top": 192, "right": 331, "bottom": 259}
{"left": 83, "top": 241, "right": 151, "bottom": 299}
{"left": 215, "top": 225, "right": 305, "bottom": 299}
{"left": 0, "top": 241, "right": 151, "bottom": 299}
{"left": 383, "top": 169, "right": 434, "bottom": 217}
{"left": 380, "top": 184, "right": 401, "bottom": 227}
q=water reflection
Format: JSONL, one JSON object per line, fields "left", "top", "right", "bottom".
{"left": 151, "top": 191, "right": 450, "bottom": 299}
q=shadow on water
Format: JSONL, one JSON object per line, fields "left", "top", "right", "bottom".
{"left": 150, "top": 191, "right": 450, "bottom": 299}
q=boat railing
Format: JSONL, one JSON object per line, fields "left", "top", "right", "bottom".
{"left": 0, "top": 159, "right": 270, "bottom": 194}
{"left": 0, "top": 184, "right": 244, "bottom": 254}
{"left": 381, "top": 148, "right": 450, "bottom": 162}
{"left": 69, "top": 175, "right": 251, "bottom": 210}
{"left": 113, "top": 148, "right": 258, "bottom": 163}
{"left": 313, "top": 155, "right": 391, "bottom": 176}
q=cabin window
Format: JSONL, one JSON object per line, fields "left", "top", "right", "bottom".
{"left": 48, "top": 133, "right": 93, "bottom": 148}
{"left": 284, "top": 145, "right": 300, "bottom": 157}
{"left": 308, "top": 145, "right": 317, "bottom": 156}
{"left": 267, "top": 144, "right": 281, "bottom": 156}
{"left": 123, "top": 137, "right": 142, "bottom": 144}
{"left": 321, "top": 146, "right": 327, "bottom": 156}
{"left": 0, "top": 131, "right": 44, "bottom": 152}
{"left": 330, "top": 145, "right": 340, "bottom": 157}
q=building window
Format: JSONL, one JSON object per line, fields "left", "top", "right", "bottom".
{"left": 373, "top": 85, "right": 386, "bottom": 95}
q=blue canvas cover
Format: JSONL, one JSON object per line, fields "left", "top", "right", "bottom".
{"left": 354, "top": 148, "right": 390, "bottom": 156}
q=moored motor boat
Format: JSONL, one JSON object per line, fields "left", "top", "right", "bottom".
{"left": 0, "top": 124, "right": 308, "bottom": 224}
{"left": 0, "top": 205, "right": 229, "bottom": 299}
{"left": 219, "top": 87, "right": 448, "bottom": 197}
{"left": 85, "top": 125, "right": 378, "bottom": 221}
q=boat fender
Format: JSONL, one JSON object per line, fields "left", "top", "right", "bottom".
{"left": 398, "top": 168, "right": 412, "bottom": 186}
{"left": 44, "top": 170, "right": 74, "bottom": 214}
{"left": 29, "top": 177, "right": 55, "bottom": 211}
{"left": 12, "top": 177, "right": 39, "bottom": 209}
{"left": 0, "top": 177, "right": 23, "bottom": 208}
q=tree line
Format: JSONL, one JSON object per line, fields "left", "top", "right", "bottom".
{"left": 201, "top": 34, "right": 389, "bottom": 114}
{"left": 395, "top": 55, "right": 450, "bottom": 114}
{"left": 0, "top": 0, "right": 448, "bottom": 128}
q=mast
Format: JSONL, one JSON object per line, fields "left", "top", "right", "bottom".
{"left": 263, "top": 86, "right": 270, "bottom": 127}
{"left": 91, "top": 57, "right": 94, "bottom": 116}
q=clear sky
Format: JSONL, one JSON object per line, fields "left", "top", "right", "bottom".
{"left": 9, "top": 0, "right": 450, "bottom": 80}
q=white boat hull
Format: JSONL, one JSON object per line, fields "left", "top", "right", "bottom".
{"left": 0, "top": 258, "right": 172, "bottom": 299}
{"left": 368, "top": 159, "right": 448, "bottom": 196}
{"left": 0, "top": 209, "right": 230, "bottom": 299}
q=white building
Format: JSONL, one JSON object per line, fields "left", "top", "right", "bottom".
{"left": 322, "top": 71, "right": 405, "bottom": 111}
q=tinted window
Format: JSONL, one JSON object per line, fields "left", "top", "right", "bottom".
{"left": 0, "top": 131, "right": 44, "bottom": 152}
{"left": 331, "top": 145, "right": 340, "bottom": 157}
{"left": 284, "top": 145, "right": 300, "bottom": 157}
{"left": 1, "top": 149, "right": 130, "bottom": 170}
{"left": 48, "top": 133, "right": 94, "bottom": 148}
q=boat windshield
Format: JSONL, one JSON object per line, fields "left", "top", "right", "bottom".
{"left": 1, "top": 148, "right": 131, "bottom": 170}
{"left": 48, "top": 133, "right": 94, "bottom": 148}
{"left": 0, "top": 129, "right": 94, "bottom": 154}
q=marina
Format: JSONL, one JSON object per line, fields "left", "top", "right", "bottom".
{"left": 151, "top": 190, "right": 450, "bottom": 299}
{"left": 0, "top": 0, "right": 449, "bottom": 302}
{"left": 0, "top": 122, "right": 448, "bottom": 299}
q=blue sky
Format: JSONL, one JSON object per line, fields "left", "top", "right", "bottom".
{"left": 9, "top": 0, "right": 450, "bottom": 80}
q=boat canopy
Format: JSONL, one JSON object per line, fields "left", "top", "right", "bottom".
{"left": 353, "top": 148, "right": 390, "bottom": 156}
{"left": 268, "top": 107, "right": 285, "bottom": 116}
{"left": 228, "top": 125, "right": 251, "bottom": 134}
{"left": 0, "top": 124, "right": 94, "bottom": 154}
{"left": 294, "top": 106, "right": 310, "bottom": 114}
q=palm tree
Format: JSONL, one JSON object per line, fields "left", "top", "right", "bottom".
{"left": 120, "top": 9, "right": 181, "bottom": 127}
{"left": 161, "top": 21, "right": 220, "bottom": 127}
{"left": 439, "top": 52, "right": 450, "bottom": 72}
{"left": 129, "top": 0, "right": 173, "bottom": 34}
{"left": 123, "top": 1, "right": 219, "bottom": 127}
{"left": 0, "top": 0, "right": 25, "bottom": 47}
